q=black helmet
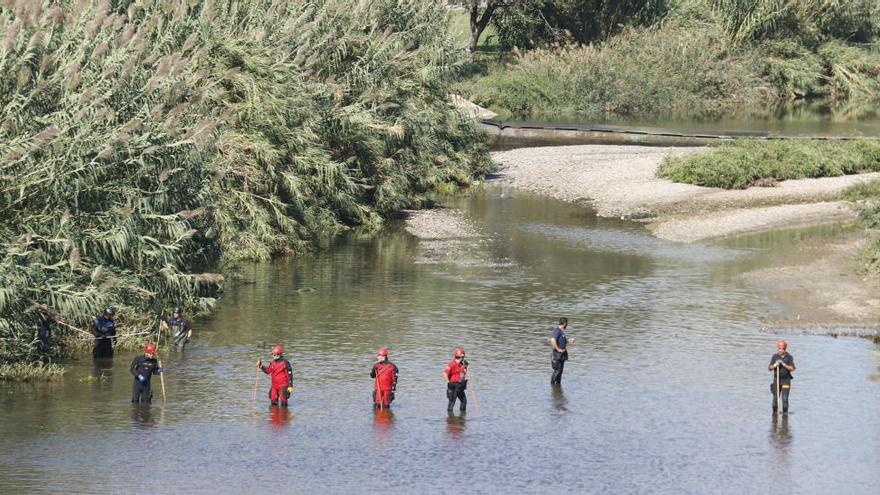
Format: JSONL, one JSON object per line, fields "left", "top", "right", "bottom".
{"left": 173, "top": 306, "right": 183, "bottom": 314}
{"left": 103, "top": 307, "right": 116, "bottom": 316}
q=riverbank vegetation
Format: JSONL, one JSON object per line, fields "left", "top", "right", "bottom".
{"left": 0, "top": 0, "right": 490, "bottom": 379}
{"left": 452, "top": 0, "right": 880, "bottom": 120}
{"left": 658, "top": 140, "right": 880, "bottom": 189}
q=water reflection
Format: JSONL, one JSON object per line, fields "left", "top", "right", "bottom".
{"left": 445, "top": 412, "right": 467, "bottom": 440}
{"left": 770, "top": 414, "right": 792, "bottom": 451}
{"left": 551, "top": 385, "right": 569, "bottom": 413}
{"left": 268, "top": 406, "right": 293, "bottom": 430}
{"left": 372, "top": 409, "right": 395, "bottom": 438}
{"left": 130, "top": 404, "right": 155, "bottom": 429}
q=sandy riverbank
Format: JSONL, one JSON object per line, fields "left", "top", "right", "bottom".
{"left": 405, "top": 144, "right": 880, "bottom": 330}
{"left": 490, "top": 144, "right": 880, "bottom": 242}
{"left": 487, "top": 144, "right": 880, "bottom": 329}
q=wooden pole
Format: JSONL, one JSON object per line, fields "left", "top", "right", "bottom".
{"left": 467, "top": 369, "right": 480, "bottom": 417}
{"left": 157, "top": 354, "right": 167, "bottom": 402}
{"left": 252, "top": 368, "right": 260, "bottom": 407}
{"left": 775, "top": 365, "right": 781, "bottom": 415}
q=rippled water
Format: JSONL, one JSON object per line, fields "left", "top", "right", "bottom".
{"left": 2, "top": 189, "right": 878, "bottom": 494}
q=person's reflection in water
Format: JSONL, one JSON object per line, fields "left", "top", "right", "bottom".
{"left": 373, "top": 408, "right": 395, "bottom": 432}
{"left": 268, "top": 405, "right": 293, "bottom": 431}
{"left": 445, "top": 411, "right": 467, "bottom": 440}
{"left": 372, "top": 408, "right": 395, "bottom": 446}
{"left": 551, "top": 385, "right": 569, "bottom": 413}
{"left": 131, "top": 403, "right": 155, "bottom": 429}
{"left": 770, "top": 413, "right": 792, "bottom": 451}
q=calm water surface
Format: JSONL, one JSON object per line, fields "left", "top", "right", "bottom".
{"left": 2, "top": 189, "right": 878, "bottom": 494}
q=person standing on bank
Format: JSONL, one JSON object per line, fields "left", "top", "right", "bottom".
{"left": 550, "top": 317, "right": 574, "bottom": 385}
{"left": 769, "top": 339, "right": 795, "bottom": 413}
{"left": 257, "top": 345, "right": 293, "bottom": 407}
{"left": 91, "top": 307, "right": 118, "bottom": 358}
{"left": 443, "top": 348, "right": 468, "bottom": 413}
{"left": 130, "top": 343, "right": 163, "bottom": 403}
{"left": 165, "top": 306, "right": 193, "bottom": 350}
{"left": 371, "top": 347, "right": 399, "bottom": 409}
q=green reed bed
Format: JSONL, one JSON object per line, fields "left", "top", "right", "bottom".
{"left": 0, "top": 0, "right": 489, "bottom": 375}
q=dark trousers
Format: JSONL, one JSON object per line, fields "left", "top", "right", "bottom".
{"left": 172, "top": 331, "right": 189, "bottom": 349}
{"left": 551, "top": 351, "right": 567, "bottom": 385}
{"left": 132, "top": 380, "right": 152, "bottom": 402}
{"left": 447, "top": 381, "right": 467, "bottom": 412}
{"left": 93, "top": 339, "right": 113, "bottom": 358}
{"left": 771, "top": 381, "right": 791, "bottom": 412}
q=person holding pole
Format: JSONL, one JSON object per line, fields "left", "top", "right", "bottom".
{"left": 130, "top": 343, "right": 163, "bottom": 403}
{"left": 164, "top": 306, "right": 193, "bottom": 350}
{"left": 257, "top": 345, "right": 293, "bottom": 407}
{"left": 769, "top": 339, "right": 795, "bottom": 414}
{"left": 370, "top": 348, "right": 398, "bottom": 409}
{"left": 550, "top": 317, "right": 574, "bottom": 386}
{"left": 443, "top": 348, "right": 468, "bottom": 413}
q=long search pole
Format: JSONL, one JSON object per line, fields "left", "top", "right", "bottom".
{"left": 775, "top": 365, "right": 781, "bottom": 416}
{"left": 156, "top": 353, "right": 167, "bottom": 402}
{"left": 467, "top": 368, "right": 480, "bottom": 416}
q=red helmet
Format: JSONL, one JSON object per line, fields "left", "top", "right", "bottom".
{"left": 776, "top": 339, "right": 788, "bottom": 350}
{"left": 272, "top": 345, "right": 284, "bottom": 355}
{"left": 144, "top": 343, "right": 156, "bottom": 354}
{"left": 377, "top": 347, "right": 389, "bottom": 357}
{"left": 454, "top": 347, "right": 465, "bottom": 358}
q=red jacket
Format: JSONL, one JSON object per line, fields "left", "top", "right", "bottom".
{"left": 371, "top": 362, "right": 398, "bottom": 391}
{"left": 444, "top": 359, "right": 467, "bottom": 383}
{"left": 262, "top": 358, "right": 292, "bottom": 388}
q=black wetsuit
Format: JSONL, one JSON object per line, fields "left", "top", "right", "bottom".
{"left": 130, "top": 355, "right": 161, "bottom": 402}
{"left": 770, "top": 353, "right": 795, "bottom": 413}
{"left": 91, "top": 316, "right": 117, "bottom": 358}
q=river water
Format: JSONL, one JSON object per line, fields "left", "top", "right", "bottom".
{"left": 2, "top": 189, "right": 879, "bottom": 494}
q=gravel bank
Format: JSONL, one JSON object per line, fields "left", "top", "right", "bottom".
{"left": 491, "top": 144, "right": 880, "bottom": 241}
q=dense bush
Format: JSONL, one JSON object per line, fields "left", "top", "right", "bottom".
{"left": 0, "top": 0, "right": 489, "bottom": 374}
{"left": 457, "top": 20, "right": 769, "bottom": 119}
{"left": 455, "top": 0, "right": 880, "bottom": 120}
{"left": 658, "top": 139, "right": 880, "bottom": 189}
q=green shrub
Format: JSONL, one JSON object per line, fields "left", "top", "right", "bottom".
{"left": 658, "top": 139, "right": 880, "bottom": 189}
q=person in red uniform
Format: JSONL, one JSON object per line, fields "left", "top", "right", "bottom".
{"left": 443, "top": 347, "right": 468, "bottom": 413}
{"left": 257, "top": 345, "right": 293, "bottom": 407}
{"left": 370, "top": 347, "right": 399, "bottom": 409}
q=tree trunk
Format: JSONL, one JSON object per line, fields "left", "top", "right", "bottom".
{"left": 467, "top": 1, "right": 499, "bottom": 61}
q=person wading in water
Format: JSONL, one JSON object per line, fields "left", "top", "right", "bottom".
{"left": 550, "top": 317, "right": 574, "bottom": 385}
{"left": 769, "top": 339, "right": 796, "bottom": 414}
{"left": 165, "top": 306, "right": 193, "bottom": 350}
{"left": 370, "top": 347, "right": 398, "bottom": 409}
{"left": 443, "top": 348, "right": 468, "bottom": 413}
{"left": 91, "top": 307, "right": 117, "bottom": 358}
{"left": 130, "top": 343, "right": 163, "bottom": 403}
{"left": 257, "top": 345, "right": 293, "bottom": 407}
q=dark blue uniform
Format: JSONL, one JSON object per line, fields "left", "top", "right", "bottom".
{"left": 551, "top": 327, "right": 568, "bottom": 385}
{"left": 91, "top": 316, "right": 117, "bottom": 358}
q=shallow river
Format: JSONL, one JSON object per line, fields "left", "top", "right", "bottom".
{"left": 2, "top": 189, "right": 878, "bottom": 494}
